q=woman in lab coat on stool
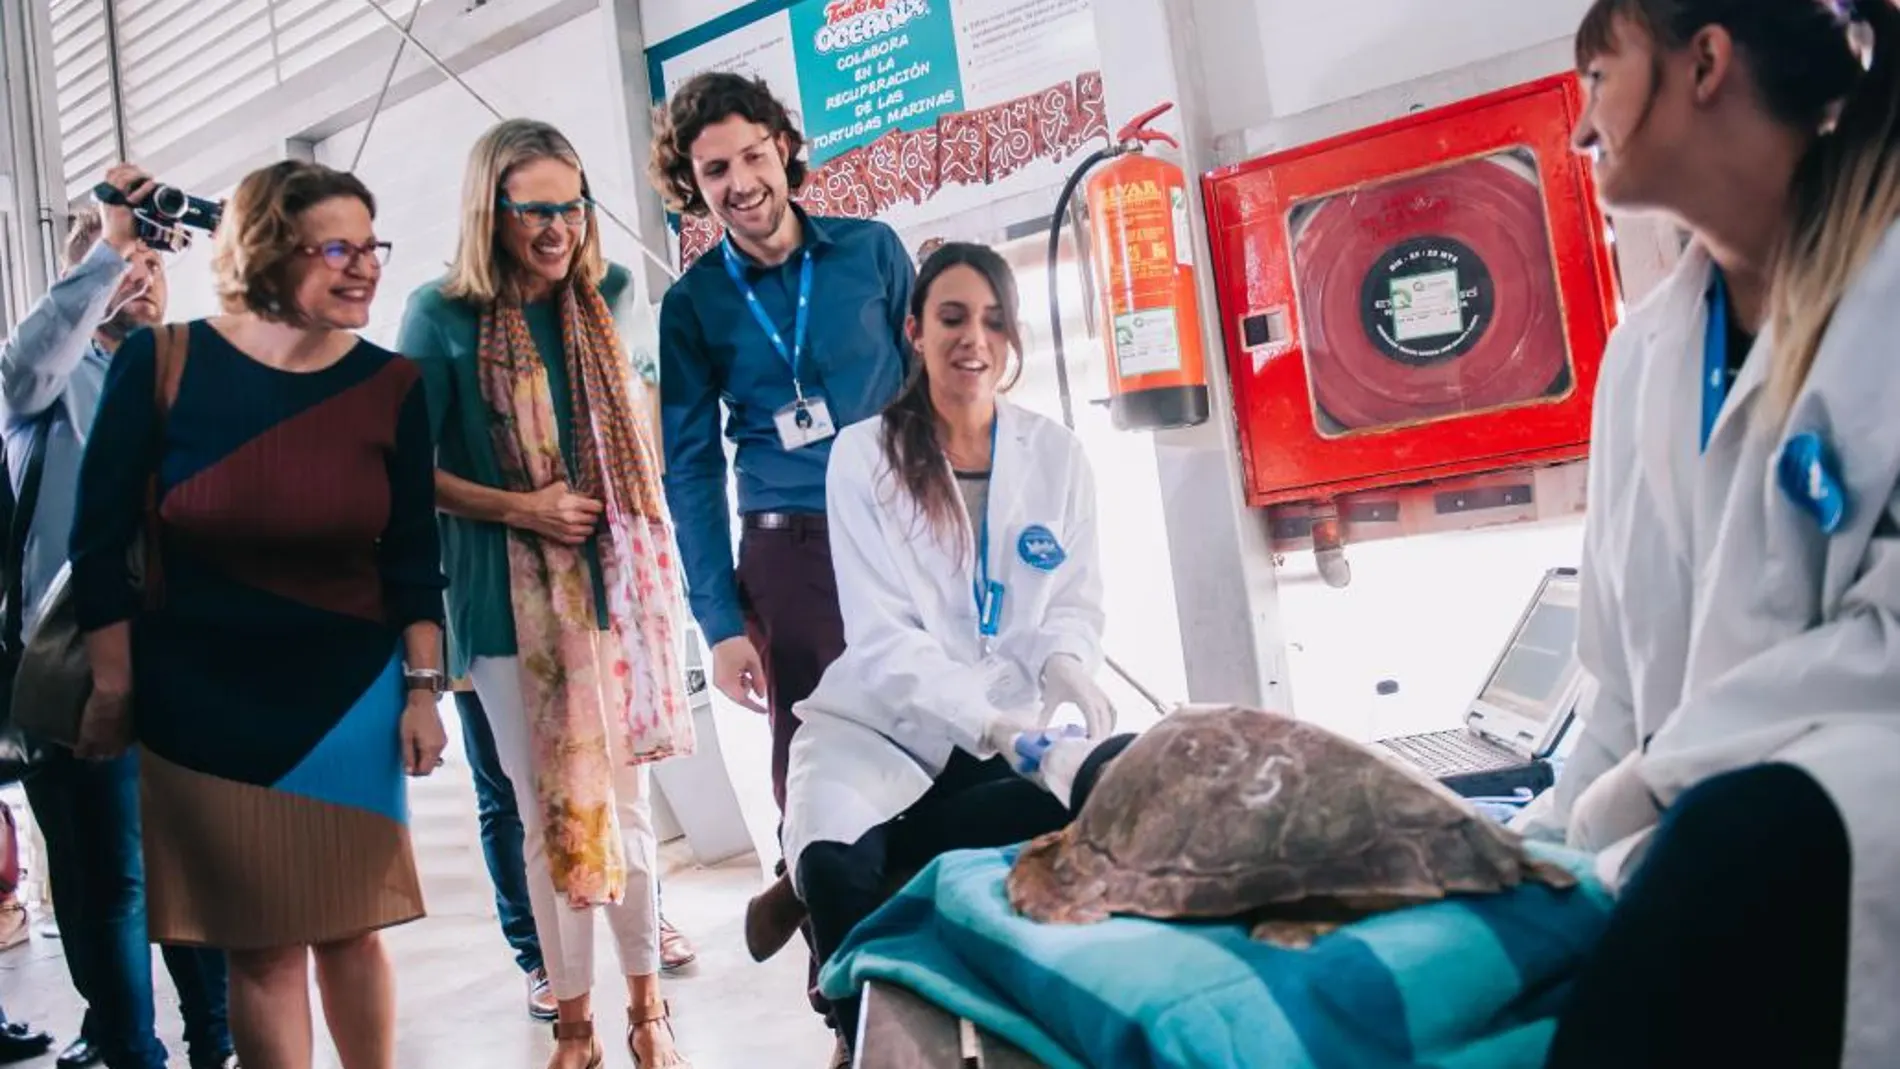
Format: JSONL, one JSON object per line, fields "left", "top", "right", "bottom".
{"left": 778, "top": 242, "right": 1124, "bottom": 1052}
{"left": 1515, "top": 2, "right": 1900, "bottom": 1066}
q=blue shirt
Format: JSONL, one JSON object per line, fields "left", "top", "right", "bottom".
{"left": 0, "top": 239, "right": 126, "bottom": 634}
{"left": 659, "top": 208, "right": 915, "bottom": 645}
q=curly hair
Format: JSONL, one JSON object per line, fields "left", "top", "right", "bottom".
{"left": 648, "top": 71, "right": 809, "bottom": 217}
{"left": 212, "top": 160, "right": 377, "bottom": 323}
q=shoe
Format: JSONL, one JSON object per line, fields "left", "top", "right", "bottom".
{"left": 0, "top": 899, "right": 28, "bottom": 951}
{"left": 527, "top": 967, "right": 557, "bottom": 1022}
{"left": 56, "top": 1035, "right": 104, "bottom": 1067}
{"left": 0, "top": 1022, "right": 54, "bottom": 1065}
{"left": 627, "top": 1002, "right": 689, "bottom": 1068}
{"left": 744, "top": 873, "right": 807, "bottom": 963}
{"left": 658, "top": 917, "right": 696, "bottom": 972}
{"left": 189, "top": 1055, "right": 239, "bottom": 1069}
{"left": 548, "top": 1019, "right": 603, "bottom": 1069}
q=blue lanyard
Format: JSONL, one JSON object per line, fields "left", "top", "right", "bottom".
{"left": 1701, "top": 270, "right": 1733, "bottom": 453}
{"left": 972, "top": 415, "right": 1003, "bottom": 638}
{"left": 722, "top": 240, "right": 814, "bottom": 398}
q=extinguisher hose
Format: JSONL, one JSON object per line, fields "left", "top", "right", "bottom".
{"left": 1046, "top": 144, "right": 1125, "bottom": 432}
{"left": 1043, "top": 142, "right": 1175, "bottom": 720}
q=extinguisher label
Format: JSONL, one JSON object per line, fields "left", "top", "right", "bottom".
{"left": 1170, "top": 187, "right": 1194, "bottom": 267}
{"left": 1112, "top": 309, "right": 1182, "bottom": 376}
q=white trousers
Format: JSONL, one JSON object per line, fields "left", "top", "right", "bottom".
{"left": 471, "top": 653, "right": 661, "bottom": 999}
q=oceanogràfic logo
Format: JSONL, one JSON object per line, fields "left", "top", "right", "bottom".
{"left": 815, "top": 0, "right": 932, "bottom": 54}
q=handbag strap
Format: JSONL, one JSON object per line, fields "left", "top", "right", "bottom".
{"left": 154, "top": 322, "right": 188, "bottom": 414}
{"left": 142, "top": 323, "right": 189, "bottom": 610}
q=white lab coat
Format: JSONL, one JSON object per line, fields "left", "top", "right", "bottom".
{"left": 780, "top": 400, "right": 1104, "bottom": 893}
{"left": 1516, "top": 228, "right": 1900, "bottom": 1067}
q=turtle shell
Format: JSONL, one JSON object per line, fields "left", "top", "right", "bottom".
{"left": 1007, "top": 705, "right": 1575, "bottom": 930}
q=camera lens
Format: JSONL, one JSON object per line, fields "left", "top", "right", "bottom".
{"left": 149, "top": 185, "right": 188, "bottom": 221}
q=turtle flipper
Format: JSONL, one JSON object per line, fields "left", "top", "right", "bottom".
{"left": 1248, "top": 917, "right": 1342, "bottom": 949}
{"left": 1526, "top": 857, "right": 1580, "bottom": 890}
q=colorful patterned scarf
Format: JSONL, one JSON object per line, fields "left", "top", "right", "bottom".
{"left": 475, "top": 278, "right": 694, "bottom": 909}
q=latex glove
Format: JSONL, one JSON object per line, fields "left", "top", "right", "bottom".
{"left": 1567, "top": 748, "right": 1663, "bottom": 853}
{"left": 1011, "top": 727, "right": 1095, "bottom": 808}
{"left": 979, "top": 710, "right": 1041, "bottom": 762}
{"left": 1039, "top": 654, "right": 1116, "bottom": 739}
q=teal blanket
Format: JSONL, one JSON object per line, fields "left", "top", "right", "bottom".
{"left": 820, "top": 843, "right": 1611, "bottom": 1069}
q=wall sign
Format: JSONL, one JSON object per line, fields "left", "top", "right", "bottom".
{"left": 647, "top": 0, "right": 1107, "bottom": 266}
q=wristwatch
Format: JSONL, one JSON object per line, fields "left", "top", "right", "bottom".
{"left": 403, "top": 668, "right": 447, "bottom": 695}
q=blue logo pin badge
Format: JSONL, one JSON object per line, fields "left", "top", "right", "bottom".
{"left": 1777, "top": 431, "right": 1849, "bottom": 535}
{"left": 1017, "top": 524, "right": 1067, "bottom": 572}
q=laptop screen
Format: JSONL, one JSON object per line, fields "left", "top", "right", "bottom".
{"left": 1473, "top": 573, "right": 1581, "bottom": 724}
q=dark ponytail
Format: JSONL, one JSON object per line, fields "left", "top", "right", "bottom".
{"left": 1577, "top": 0, "right": 1898, "bottom": 425}
{"left": 877, "top": 242, "right": 1024, "bottom": 559}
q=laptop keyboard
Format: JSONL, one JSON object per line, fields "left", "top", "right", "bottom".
{"left": 1378, "top": 729, "right": 1523, "bottom": 775}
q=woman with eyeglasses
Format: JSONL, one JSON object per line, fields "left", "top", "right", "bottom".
{"left": 398, "top": 119, "right": 694, "bottom": 1069}
{"left": 68, "top": 159, "right": 449, "bottom": 1069}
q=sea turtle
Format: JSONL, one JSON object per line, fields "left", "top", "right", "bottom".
{"left": 1006, "top": 705, "right": 1578, "bottom": 948}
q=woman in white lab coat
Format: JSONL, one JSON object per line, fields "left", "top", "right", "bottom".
{"left": 1523, "top": 2, "right": 1900, "bottom": 1066}
{"left": 777, "top": 242, "right": 1126, "bottom": 1050}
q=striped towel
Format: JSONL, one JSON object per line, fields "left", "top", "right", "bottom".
{"left": 819, "top": 843, "right": 1611, "bottom": 1069}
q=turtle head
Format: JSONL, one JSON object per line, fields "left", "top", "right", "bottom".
{"left": 1006, "top": 828, "right": 1113, "bottom": 925}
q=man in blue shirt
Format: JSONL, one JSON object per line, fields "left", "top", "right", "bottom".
{"left": 649, "top": 70, "right": 913, "bottom": 1051}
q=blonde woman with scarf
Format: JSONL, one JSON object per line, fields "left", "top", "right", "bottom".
{"left": 399, "top": 119, "right": 694, "bottom": 1069}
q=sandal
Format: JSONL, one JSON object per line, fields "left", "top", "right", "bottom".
{"left": 627, "top": 1002, "right": 690, "bottom": 1068}
{"left": 549, "top": 1019, "right": 603, "bottom": 1069}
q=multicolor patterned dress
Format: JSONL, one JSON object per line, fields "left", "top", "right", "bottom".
{"left": 69, "top": 321, "right": 446, "bottom": 950}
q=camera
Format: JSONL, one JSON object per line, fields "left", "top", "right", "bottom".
{"left": 92, "top": 180, "right": 224, "bottom": 252}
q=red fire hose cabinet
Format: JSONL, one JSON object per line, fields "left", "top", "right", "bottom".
{"left": 1202, "top": 74, "right": 1620, "bottom": 507}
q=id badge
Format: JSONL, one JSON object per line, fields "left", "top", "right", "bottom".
{"left": 774, "top": 396, "right": 837, "bottom": 450}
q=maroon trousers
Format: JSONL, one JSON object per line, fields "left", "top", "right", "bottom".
{"left": 735, "top": 513, "right": 846, "bottom": 1021}
{"left": 736, "top": 514, "right": 847, "bottom": 812}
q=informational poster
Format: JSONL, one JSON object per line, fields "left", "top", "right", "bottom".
{"left": 789, "top": 1, "right": 964, "bottom": 163}
{"left": 647, "top": 0, "right": 1105, "bottom": 265}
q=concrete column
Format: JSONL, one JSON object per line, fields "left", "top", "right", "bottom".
{"left": 1088, "top": 1, "right": 1290, "bottom": 711}
{"left": 0, "top": 0, "right": 65, "bottom": 321}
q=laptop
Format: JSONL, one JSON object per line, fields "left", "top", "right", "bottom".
{"left": 1377, "top": 567, "right": 1584, "bottom": 799}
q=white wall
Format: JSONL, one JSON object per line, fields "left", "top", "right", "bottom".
{"left": 119, "top": 0, "right": 598, "bottom": 200}
{"left": 153, "top": 8, "right": 652, "bottom": 345}
{"left": 314, "top": 8, "right": 648, "bottom": 351}
{"left": 640, "top": 0, "right": 754, "bottom": 46}
{"left": 1190, "top": 0, "right": 1594, "bottom": 147}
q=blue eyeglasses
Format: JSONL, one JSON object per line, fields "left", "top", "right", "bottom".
{"left": 499, "top": 196, "right": 591, "bottom": 230}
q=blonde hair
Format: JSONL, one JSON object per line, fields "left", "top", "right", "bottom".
{"left": 1767, "top": 7, "right": 1900, "bottom": 424}
{"left": 211, "top": 160, "right": 377, "bottom": 323}
{"left": 442, "top": 119, "right": 605, "bottom": 305}
{"left": 62, "top": 208, "right": 103, "bottom": 271}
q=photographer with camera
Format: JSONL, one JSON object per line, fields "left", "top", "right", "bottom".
{"left": 1, "top": 163, "right": 235, "bottom": 1069}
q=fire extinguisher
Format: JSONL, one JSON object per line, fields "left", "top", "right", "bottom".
{"left": 1046, "top": 102, "right": 1211, "bottom": 433}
